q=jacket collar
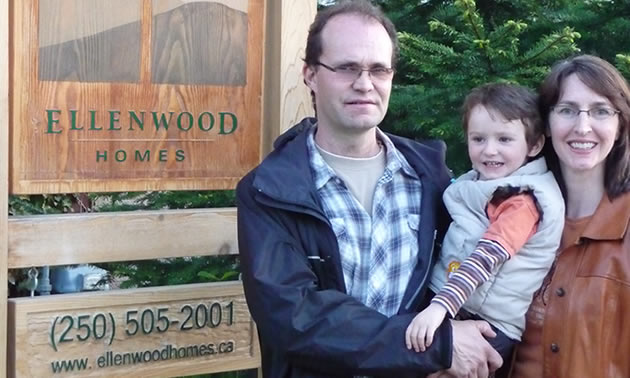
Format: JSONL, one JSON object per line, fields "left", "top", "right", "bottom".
{"left": 582, "top": 191, "right": 630, "bottom": 241}
{"left": 252, "top": 117, "right": 448, "bottom": 210}
{"left": 253, "top": 118, "right": 321, "bottom": 209}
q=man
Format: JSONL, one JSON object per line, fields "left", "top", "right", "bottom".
{"left": 237, "top": 1, "right": 502, "bottom": 377}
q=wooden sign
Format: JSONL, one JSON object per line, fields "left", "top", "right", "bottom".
{"left": 10, "top": 0, "right": 264, "bottom": 194}
{"left": 7, "top": 282, "right": 259, "bottom": 377}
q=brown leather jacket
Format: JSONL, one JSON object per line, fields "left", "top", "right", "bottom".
{"left": 511, "top": 192, "right": 630, "bottom": 378}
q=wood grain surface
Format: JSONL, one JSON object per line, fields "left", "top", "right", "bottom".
{"left": 8, "top": 208, "right": 238, "bottom": 269}
{"left": 151, "top": 1, "right": 248, "bottom": 85}
{"left": 11, "top": 0, "right": 264, "bottom": 193}
{"left": 8, "top": 282, "right": 260, "bottom": 377}
{"left": 38, "top": 0, "right": 142, "bottom": 82}
{"left": 262, "top": 0, "right": 316, "bottom": 156}
{"left": 1, "top": 0, "right": 9, "bottom": 373}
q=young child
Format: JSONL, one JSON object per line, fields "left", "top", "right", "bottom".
{"left": 405, "top": 83, "right": 565, "bottom": 361}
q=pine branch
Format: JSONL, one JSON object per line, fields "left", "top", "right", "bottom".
{"left": 519, "top": 27, "right": 580, "bottom": 66}
{"left": 455, "top": 0, "right": 495, "bottom": 73}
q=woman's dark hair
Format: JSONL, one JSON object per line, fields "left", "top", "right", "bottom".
{"left": 539, "top": 54, "right": 630, "bottom": 198}
{"left": 462, "top": 83, "right": 543, "bottom": 150}
{"left": 304, "top": 0, "right": 399, "bottom": 68}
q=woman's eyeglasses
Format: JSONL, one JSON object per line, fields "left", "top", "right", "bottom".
{"left": 551, "top": 105, "right": 620, "bottom": 121}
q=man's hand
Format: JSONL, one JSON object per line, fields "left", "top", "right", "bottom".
{"left": 433, "top": 319, "right": 503, "bottom": 378}
{"left": 405, "top": 303, "right": 447, "bottom": 352}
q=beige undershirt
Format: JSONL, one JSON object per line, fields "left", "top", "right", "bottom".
{"left": 315, "top": 143, "right": 386, "bottom": 216}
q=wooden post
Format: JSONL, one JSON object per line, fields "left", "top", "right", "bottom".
{"left": 262, "top": 0, "right": 317, "bottom": 156}
{"left": 1, "top": 0, "right": 9, "bottom": 373}
{"left": 259, "top": 3, "right": 317, "bottom": 375}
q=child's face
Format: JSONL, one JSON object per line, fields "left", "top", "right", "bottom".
{"left": 467, "top": 105, "right": 543, "bottom": 181}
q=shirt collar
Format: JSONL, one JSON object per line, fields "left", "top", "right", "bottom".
{"left": 307, "top": 127, "right": 339, "bottom": 190}
{"left": 377, "top": 128, "right": 418, "bottom": 179}
{"left": 307, "top": 126, "right": 418, "bottom": 191}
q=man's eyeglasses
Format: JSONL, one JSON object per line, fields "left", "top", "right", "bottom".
{"left": 551, "top": 105, "right": 620, "bottom": 121}
{"left": 315, "top": 61, "right": 395, "bottom": 82}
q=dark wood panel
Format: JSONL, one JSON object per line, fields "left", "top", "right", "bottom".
{"left": 151, "top": 2, "right": 248, "bottom": 85}
{"left": 39, "top": 21, "right": 141, "bottom": 82}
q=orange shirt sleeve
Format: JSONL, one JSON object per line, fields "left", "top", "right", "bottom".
{"left": 483, "top": 193, "right": 540, "bottom": 256}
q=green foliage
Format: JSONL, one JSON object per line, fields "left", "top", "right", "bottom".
{"left": 383, "top": 0, "right": 579, "bottom": 173}
{"left": 95, "top": 256, "right": 239, "bottom": 289}
{"left": 526, "top": 0, "right": 630, "bottom": 63}
{"left": 616, "top": 54, "right": 630, "bottom": 79}
{"left": 92, "top": 190, "right": 235, "bottom": 212}
{"left": 9, "top": 194, "right": 75, "bottom": 215}
{"left": 9, "top": 190, "right": 235, "bottom": 216}
{"left": 381, "top": 0, "right": 630, "bottom": 174}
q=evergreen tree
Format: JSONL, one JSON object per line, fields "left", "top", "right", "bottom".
{"left": 382, "top": 0, "right": 579, "bottom": 173}
{"left": 381, "top": 0, "right": 630, "bottom": 173}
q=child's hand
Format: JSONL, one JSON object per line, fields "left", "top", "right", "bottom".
{"left": 405, "top": 303, "right": 448, "bottom": 352}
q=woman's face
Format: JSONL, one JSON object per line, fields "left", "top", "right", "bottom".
{"left": 549, "top": 74, "right": 620, "bottom": 178}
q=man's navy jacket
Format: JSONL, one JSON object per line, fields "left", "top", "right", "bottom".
{"left": 237, "top": 118, "right": 453, "bottom": 377}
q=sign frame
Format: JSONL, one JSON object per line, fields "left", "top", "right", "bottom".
{"left": 8, "top": 282, "right": 260, "bottom": 377}
{"left": 10, "top": 0, "right": 265, "bottom": 194}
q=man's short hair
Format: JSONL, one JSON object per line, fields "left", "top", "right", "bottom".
{"left": 304, "top": 0, "right": 399, "bottom": 68}
{"left": 462, "top": 83, "right": 543, "bottom": 150}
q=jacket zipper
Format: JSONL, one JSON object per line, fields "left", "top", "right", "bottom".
{"left": 405, "top": 229, "right": 437, "bottom": 311}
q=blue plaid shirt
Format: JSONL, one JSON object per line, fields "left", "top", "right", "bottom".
{"left": 308, "top": 127, "right": 422, "bottom": 316}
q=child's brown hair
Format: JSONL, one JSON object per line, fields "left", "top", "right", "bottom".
{"left": 462, "top": 83, "right": 543, "bottom": 150}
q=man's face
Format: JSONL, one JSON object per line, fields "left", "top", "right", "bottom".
{"left": 303, "top": 14, "right": 394, "bottom": 137}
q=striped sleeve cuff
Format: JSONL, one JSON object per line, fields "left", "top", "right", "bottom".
{"left": 432, "top": 239, "right": 511, "bottom": 317}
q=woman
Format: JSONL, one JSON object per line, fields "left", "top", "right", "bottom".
{"left": 510, "top": 54, "right": 630, "bottom": 377}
